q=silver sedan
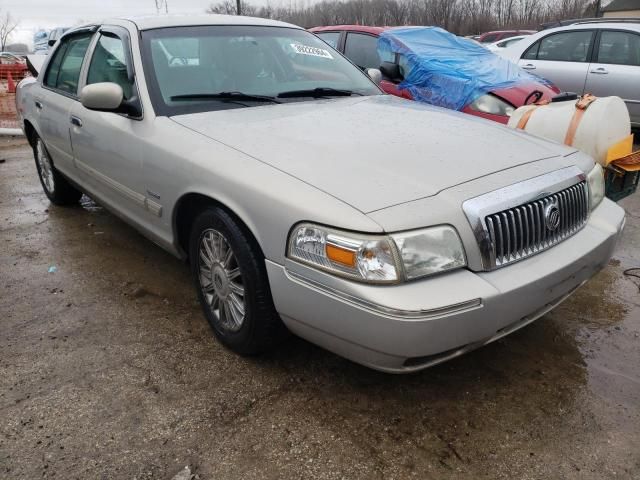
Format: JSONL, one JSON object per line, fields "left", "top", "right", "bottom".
{"left": 17, "top": 15, "right": 625, "bottom": 372}
{"left": 500, "top": 21, "right": 640, "bottom": 127}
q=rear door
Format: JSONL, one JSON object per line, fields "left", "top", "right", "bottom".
{"left": 518, "top": 29, "right": 595, "bottom": 94}
{"left": 36, "top": 31, "right": 94, "bottom": 175}
{"left": 585, "top": 29, "right": 640, "bottom": 126}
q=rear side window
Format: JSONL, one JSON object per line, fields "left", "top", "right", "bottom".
{"left": 596, "top": 30, "right": 640, "bottom": 66}
{"left": 44, "top": 33, "right": 93, "bottom": 95}
{"left": 316, "top": 32, "right": 340, "bottom": 49}
{"left": 503, "top": 37, "right": 523, "bottom": 48}
{"left": 522, "top": 40, "right": 540, "bottom": 60}
{"left": 344, "top": 33, "right": 380, "bottom": 70}
{"left": 87, "top": 34, "right": 135, "bottom": 100}
{"left": 536, "top": 31, "right": 593, "bottom": 62}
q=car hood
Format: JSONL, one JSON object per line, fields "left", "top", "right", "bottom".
{"left": 171, "top": 95, "right": 574, "bottom": 213}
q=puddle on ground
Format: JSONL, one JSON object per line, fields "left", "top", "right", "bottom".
{"left": 557, "top": 267, "right": 629, "bottom": 330}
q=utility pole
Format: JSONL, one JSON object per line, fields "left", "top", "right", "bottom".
{"left": 595, "top": 0, "right": 602, "bottom": 17}
{"left": 236, "top": 0, "right": 242, "bottom": 15}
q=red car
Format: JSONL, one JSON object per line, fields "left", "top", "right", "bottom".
{"left": 477, "top": 29, "right": 535, "bottom": 43}
{"left": 309, "top": 25, "right": 559, "bottom": 124}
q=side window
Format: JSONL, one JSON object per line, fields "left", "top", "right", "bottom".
{"left": 397, "top": 54, "right": 413, "bottom": 79}
{"left": 87, "top": 34, "right": 135, "bottom": 100}
{"left": 522, "top": 40, "right": 540, "bottom": 59}
{"left": 344, "top": 33, "right": 380, "bottom": 70}
{"left": 536, "top": 31, "right": 593, "bottom": 62}
{"left": 481, "top": 34, "right": 498, "bottom": 43}
{"left": 316, "top": 32, "right": 340, "bottom": 49}
{"left": 596, "top": 31, "right": 640, "bottom": 66}
{"left": 44, "top": 34, "right": 92, "bottom": 94}
{"left": 504, "top": 37, "right": 522, "bottom": 48}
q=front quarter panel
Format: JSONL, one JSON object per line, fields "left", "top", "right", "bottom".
{"left": 161, "top": 119, "right": 384, "bottom": 264}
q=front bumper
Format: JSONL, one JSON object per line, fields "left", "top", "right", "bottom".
{"left": 267, "top": 199, "right": 625, "bottom": 373}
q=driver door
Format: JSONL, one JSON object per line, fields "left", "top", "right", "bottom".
{"left": 69, "top": 27, "right": 151, "bottom": 222}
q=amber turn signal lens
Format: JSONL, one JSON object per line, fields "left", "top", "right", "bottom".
{"left": 326, "top": 244, "right": 356, "bottom": 267}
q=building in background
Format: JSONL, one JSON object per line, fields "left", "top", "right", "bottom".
{"left": 602, "top": 0, "right": 640, "bottom": 17}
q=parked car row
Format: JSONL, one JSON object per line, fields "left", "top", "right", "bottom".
{"left": 311, "top": 20, "right": 640, "bottom": 128}
{"left": 33, "top": 28, "right": 69, "bottom": 54}
{"left": 17, "top": 15, "right": 625, "bottom": 373}
{"left": 310, "top": 25, "right": 558, "bottom": 124}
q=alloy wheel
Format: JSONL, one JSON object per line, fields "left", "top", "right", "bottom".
{"left": 198, "top": 228, "right": 246, "bottom": 332}
{"left": 36, "top": 139, "right": 55, "bottom": 194}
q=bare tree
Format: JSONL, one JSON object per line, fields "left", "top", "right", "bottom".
{"left": 207, "top": 0, "right": 244, "bottom": 15}
{"left": 0, "top": 10, "right": 19, "bottom": 52}
{"left": 205, "top": 0, "right": 592, "bottom": 32}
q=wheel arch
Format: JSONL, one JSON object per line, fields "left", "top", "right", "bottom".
{"left": 173, "top": 192, "right": 265, "bottom": 261}
{"left": 23, "top": 119, "right": 38, "bottom": 149}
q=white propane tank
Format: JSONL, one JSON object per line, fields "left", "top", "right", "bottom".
{"left": 508, "top": 96, "right": 630, "bottom": 166}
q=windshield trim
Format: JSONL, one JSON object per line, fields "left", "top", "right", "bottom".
{"left": 140, "top": 25, "right": 381, "bottom": 117}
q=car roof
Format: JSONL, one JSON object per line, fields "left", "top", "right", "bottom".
{"left": 540, "top": 21, "right": 640, "bottom": 33}
{"left": 309, "top": 25, "right": 391, "bottom": 35}
{"left": 482, "top": 29, "right": 535, "bottom": 34}
{"left": 105, "top": 14, "right": 301, "bottom": 31}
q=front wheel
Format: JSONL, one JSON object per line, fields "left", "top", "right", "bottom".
{"left": 33, "top": 135, "right": 82, "bottom": 205}
{"left": 189, "top": 206, "right": 287, "bottom": 355}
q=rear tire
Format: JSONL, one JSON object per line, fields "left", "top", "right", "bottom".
{"left": 189, "top": 206, "right": 287, "bottom": 355}
{"left": 32, "top": 135, "right": 82, "bottom": 205}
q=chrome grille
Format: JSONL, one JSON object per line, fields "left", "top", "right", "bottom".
{"left": 485, "top": 181, "right": 588, "bottom": 267}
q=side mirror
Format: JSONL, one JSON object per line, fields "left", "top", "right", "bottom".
{"left": 380, "top": 61, "right": 402, "bottom": 82}
{"left": 81, "top": 82, "right": 124, "bottom": 111}
{"left": 366, "top": 68, "right": 382, "bottom": 85}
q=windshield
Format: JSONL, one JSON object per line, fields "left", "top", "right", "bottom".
{"left": 141, "top": 25, "right": 381, "bottom": 115}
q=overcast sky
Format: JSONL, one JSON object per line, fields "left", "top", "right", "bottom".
{"left": 4, "top": 0, "right": 281, "bottom": 47}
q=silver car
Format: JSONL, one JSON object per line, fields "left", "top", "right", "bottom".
{"left": 16, "top": 15, "right": 625, "bottom": 373}
{"left": 500, "top": 22, "right": 640, "bottom": 127}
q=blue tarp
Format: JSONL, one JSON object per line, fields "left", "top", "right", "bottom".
{"left": 378, "top": 27, "right": 548, "bottom": 111}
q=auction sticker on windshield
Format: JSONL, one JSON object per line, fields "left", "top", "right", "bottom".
{"left": 290, "top": 44, "right": 333, "bottom": 59}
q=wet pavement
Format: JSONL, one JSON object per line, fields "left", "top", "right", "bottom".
{"left": 1, "top": 139, "right": 639, "bottom": 479}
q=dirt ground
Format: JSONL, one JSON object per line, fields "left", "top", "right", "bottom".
{"left": 1, "top": 138, "right": 639, "bottom": 480}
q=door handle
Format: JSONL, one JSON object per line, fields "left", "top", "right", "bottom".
{"left": 35, "top": 100, "right": 43, "bottom": 109}
{"left": 590, "top": 67, "right": 608, "bottom": 74}
{"left": 70, "top": 116, "right": 83, "bottom": 127}
{"left": 521, "top": 63, "right": 536, "bottom": 70}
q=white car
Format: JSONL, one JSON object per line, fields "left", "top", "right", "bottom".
{"left": 499, "top": 21, "right": 640, "bottom": 127}
{"left": 486, "top": 35, "right": 528, "bottom": 52}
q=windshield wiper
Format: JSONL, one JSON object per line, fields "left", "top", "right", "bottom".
{"left": 277, "top": 87, "right": 362, "bottom": 99}
{"left": 170, "top": 92, "right": 281, "bottom": 103}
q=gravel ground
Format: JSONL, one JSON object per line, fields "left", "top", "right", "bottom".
{"left": 1, "top": 139, "right": 639, "bottom": 479}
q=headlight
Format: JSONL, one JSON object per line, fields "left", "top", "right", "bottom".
{"left": 468, "top": 94, "right": 515, "bottom": 116}
{"left": 287, "top": 223, "right": 466, "bottom": 284}
{"left": 587, "top": 163, "right": 605, "bottom": 211}
{"left": 391, "top": 227, "right": 467, "bottom": 280}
